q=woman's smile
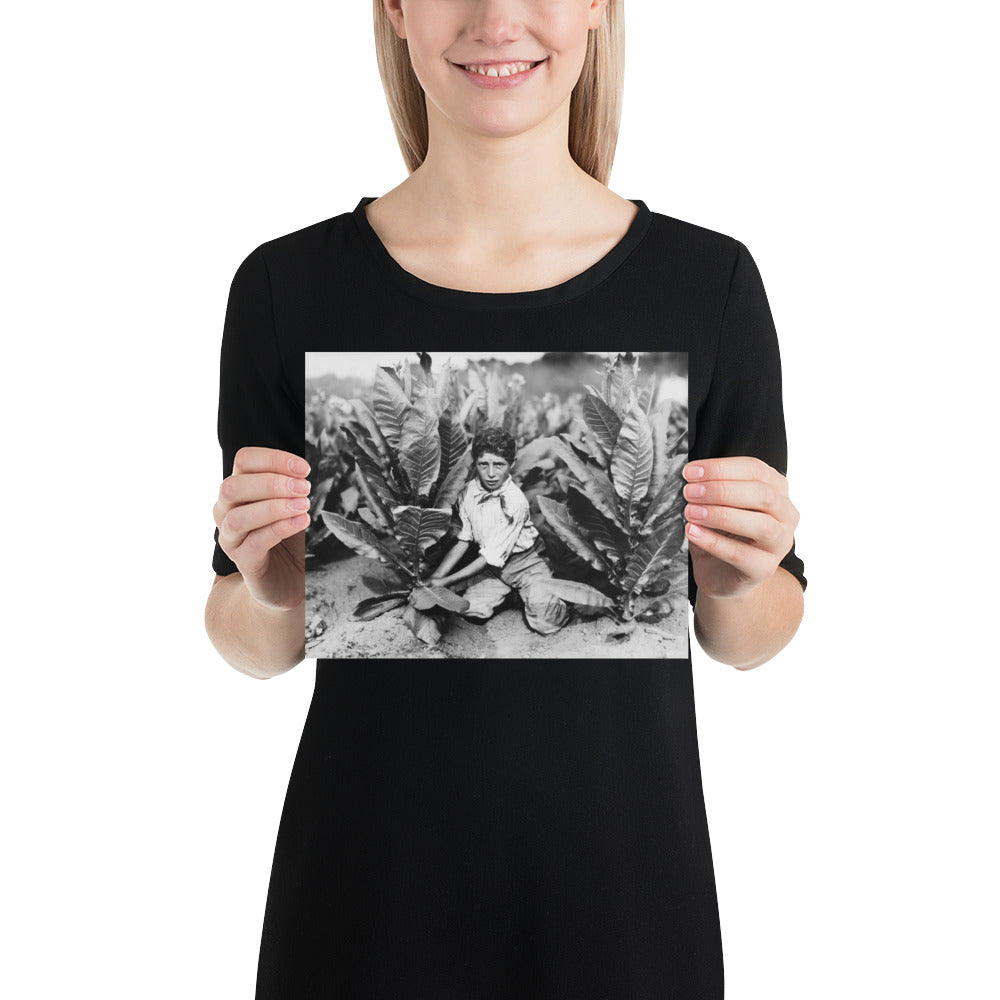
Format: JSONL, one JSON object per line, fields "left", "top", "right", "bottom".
{"left": 450, "top": 57, "right": 548, "bottom": 90}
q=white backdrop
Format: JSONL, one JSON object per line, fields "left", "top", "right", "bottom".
{"left": 4, "top": 1, "right": 996, "bottom": 997}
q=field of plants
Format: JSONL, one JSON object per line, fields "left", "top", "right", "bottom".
{"left": 304, "top": 352, "right": 689, "bottom": 657}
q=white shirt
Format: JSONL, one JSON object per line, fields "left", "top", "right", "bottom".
{"left": 456, "top": 476, "right": 538, "bottom": 568}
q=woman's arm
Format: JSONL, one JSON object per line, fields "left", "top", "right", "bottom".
{"left": 205, "top": 573, "right": 304, "bottom": 679}
{"left": 684, "top": 456, "right": 804, "bottom": 670}
{"left": 693, "top": 567, "right": 803, "bottom": 670}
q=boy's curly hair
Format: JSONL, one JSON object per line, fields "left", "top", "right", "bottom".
{"left": 471, "top": 427, "right": 516, "bottom": 466}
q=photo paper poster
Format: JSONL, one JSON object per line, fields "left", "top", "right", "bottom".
{"left": 304, "top": 351, "right": 688, "bottom": 659}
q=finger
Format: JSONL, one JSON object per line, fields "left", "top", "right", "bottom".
{"left": 224, "top": 512, "right": 310, "bottom": 576}
{"left": 217, "top": 470, "right": 311, "bottom": 509}
{"left": 220, "top": 494, "right": 313, "bottom": 545}
{"left": 685, "top": 522, "right": 776, "bottom": 579}
{"left": 232, "top": 446, "right": 310, "bottom": 478}
{"left": 683, "top": 457, "right": 785, "bottom": 493}
{"left": 684, "top": 501, "right": 789, "bottom": 558}
{"left": 683, "top": 477, "right": 787, "bottom": 516}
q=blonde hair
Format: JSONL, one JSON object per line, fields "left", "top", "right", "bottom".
{"left": 372, "top": 1, "right": 624, "bottom": 185}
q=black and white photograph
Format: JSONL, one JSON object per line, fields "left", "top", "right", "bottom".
{"left": 304, "top": 351, "right": 689, "bottom": 659}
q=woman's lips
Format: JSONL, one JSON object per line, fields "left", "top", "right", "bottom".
{"left": 452, "top": 58, "right": 546, "bottom": 90}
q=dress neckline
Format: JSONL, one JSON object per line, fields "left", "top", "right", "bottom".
{"left": 351, "top": 195, "right": 653, "bottom": 313}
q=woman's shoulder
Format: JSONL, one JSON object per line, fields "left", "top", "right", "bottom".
{"left": 643, "top": 204, "right": 748, "bottom": 273}
{"left": 232, "top": 201, "right": 364, "bottom": 278}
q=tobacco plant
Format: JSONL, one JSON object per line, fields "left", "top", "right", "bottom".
{"left": 321, "top": 358, "right": 475, "bottom": 645}
{"left": 537, "top": 353, "right": 689, "bottom": 624}
{"left": 304, "top": 389, "right": 358, "bottom": 557}
{"left": 457, "top": 359, "right": 541, "bottom": 446}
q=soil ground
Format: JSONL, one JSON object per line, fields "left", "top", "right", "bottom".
{"left": 306, "top": 550, "right": 688, "bottom": 660}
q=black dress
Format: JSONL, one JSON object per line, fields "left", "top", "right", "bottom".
{"left": 212, "top": 197, "right": 808, "bottom": 999}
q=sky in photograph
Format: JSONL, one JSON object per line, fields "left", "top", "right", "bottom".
{"left": 306, "top": 351, "right": 625, "bottom": 380}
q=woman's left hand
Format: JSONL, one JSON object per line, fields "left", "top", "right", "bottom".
{"left": 682, "top": 457, "right": 800, "bottom": 600}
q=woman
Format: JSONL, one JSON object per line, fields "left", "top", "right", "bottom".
{"left": 206, "top": 2, "right": 807, "bottom": 997}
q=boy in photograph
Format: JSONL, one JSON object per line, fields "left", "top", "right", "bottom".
{"left": 429, "top": 427, "right": 570, "bottom": 635}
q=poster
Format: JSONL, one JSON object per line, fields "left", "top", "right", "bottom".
{"left": 304, "top": 352, "right": 688, "bottom": 659}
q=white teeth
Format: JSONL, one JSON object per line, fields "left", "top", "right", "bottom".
{"left": 462, "top": 61, "right": 537, "bottom": 77}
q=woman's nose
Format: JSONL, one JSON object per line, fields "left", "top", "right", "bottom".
{"left": 468, "top": 0, "right": 525, "bottom": 46}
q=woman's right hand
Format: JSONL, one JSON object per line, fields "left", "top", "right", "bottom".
{"left": 213, "top": 447, "right": 311, "bottom": 611}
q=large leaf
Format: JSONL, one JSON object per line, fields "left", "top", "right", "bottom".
{"left": 373, "top": 366, "right": 411, "bottom": 448}
{"left": 438, "top": 413, "right": 468, "bottom": 475}
{"left": 398, "top": 384, "right": 441, "bottom": 499}
{"left": 425, "top": 585, "right": 470, "bottom": 613}
{"left": 553, "top": 436, "right": 623, "bottom": 530}
{"left": 361, "top": 572, "right": 409, "bottom": 595}
{"left": 572, "top": 416, "right": 610, "bottom": 468}
{"left": 357, "top": 506, "right": 388, "bottom": 533}
{"left": 458, "top": 390, "right": 482, "bottom": 426}
{"left": 501, "top": 401, "right": 520, "bottom": 438}
{"left": 321, "top": 512, "right": 412, "bottom": 576}
{"left": 582, "top": 393, "right": 621, "bottom": 459}
{"left": 352, "top": 461, "right": 395, "bottom": 529}
{"left": 392, "top": 506, "right": 453, "bottom": 564}
{"left": 621, "top": 521, "right": 686, "bottom": 597}
{"left": 647, "top": 405, "right": 672, "bottom": 496}
{"left": 532, "top": 578, "right": 615, "bottom": 615}
{"left": 342, "top": 423, "right": 383, "bottom": 470}
{"left": 409, "top": 583, "right": 470, "bottom": 613}
{"left": 351, "top": 427, "right": 410, "bottom": 512}
{"left": 486, "top": 371, "right": 504, "bottom": 419}
{"left": 352, "top": 592, "right": 409, "bottom": 621}
{"left": 402, "top": 604, "right": 442, "bottom": 645}
{"left": 610, "top": 403, "right": 653, "bottom": 505}
{"left": 537, "top": 496, "right": 612, "bottom": 574}
{"left": 354, "top": 448, "right": 402, "bottom": 510}
{"left": 466, "top": 359, "right": 484, "bottom": 392}
{"left": 583, "top": 382, "right": 610, "bottom": 407}
{"left": 432, "top": 447, "right": 472, "bottom": 509}
{"left": 435, "top": 358, "right": 454, "bottom": 413}
{"left": 666, "top": 399, "right": 687, "bottom": 441}
{"left": 607, "top": 354, "right": 639, "bottom": 416}
{"left": 348, "top": 398, "right": 392, "bottom": 461}
{"left": 639, "top": 457, "right": 686, "bottom": 535}
{"left": 566, "top": 485, "right": 628, "bottom": 570}
{"left": 511, "top": 435, "right": 559, "bottom": 479}
{"left": 415, "top": 352, "right": 433, "bottom": 389}
{"left": 638, "top": 384, "right": 652, "bottom": 415}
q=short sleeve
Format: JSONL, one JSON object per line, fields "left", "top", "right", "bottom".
{"left": 688, "top": 242, "right": 808, "bottom": 609}
{"left": 481, "top": 494, "right": 530, "bottom": 568}
{"left": 456, "top": 487, "right": 474, "bottom": 541}
{"left": 212, "top": 246, "right": 302, "bottom": 577}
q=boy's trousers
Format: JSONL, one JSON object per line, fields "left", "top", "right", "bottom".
{"left": 460, "top": 538, "right": 570, "bottom": 635}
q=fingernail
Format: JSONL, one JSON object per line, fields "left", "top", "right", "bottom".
{"left": 290, "top": 458, "right": 309, "bottom": 474}
{"left": 687, "top": 505, "right": 707, "bottom": 519}
{"left": 685, "top": 483, "right": 706, "bottom": 498}
{"left": 688, "top": 523, "right": 703, "bottom": 537}
{"left": 686, "top": 464, "right": 704, "bottom": 480}
{"left": 290, "top": 478, "right": 310, "bottom": 494}
{"left": 290, "top": 497, "right": 310, "bottom": 511}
